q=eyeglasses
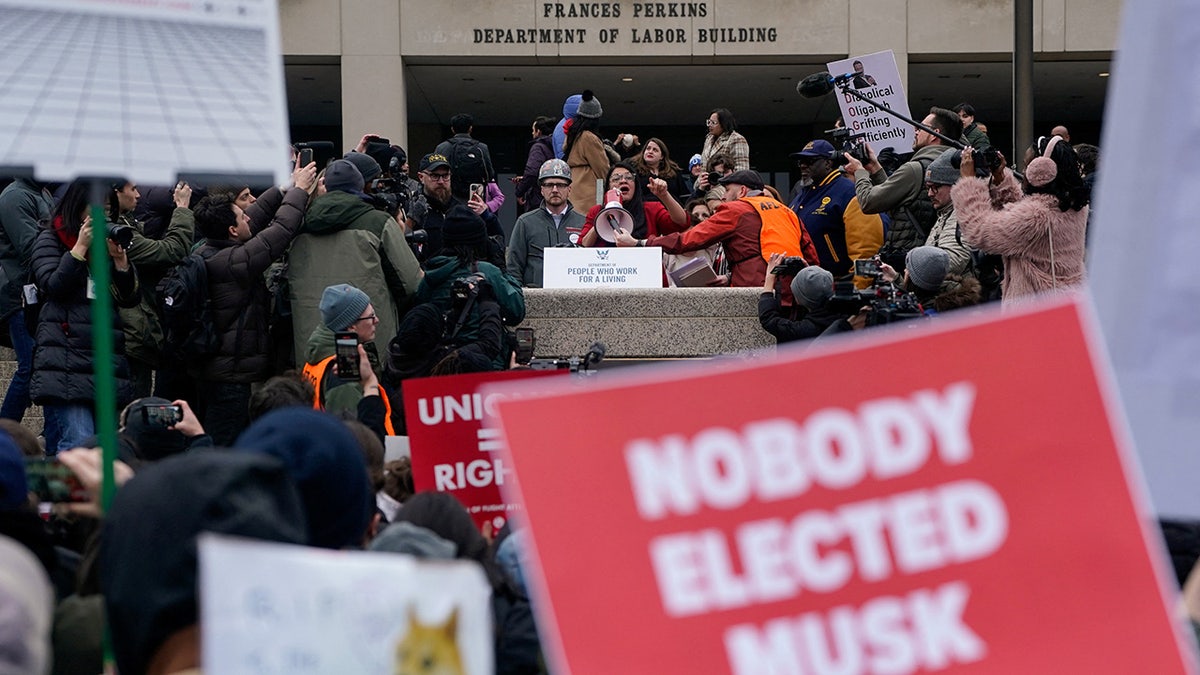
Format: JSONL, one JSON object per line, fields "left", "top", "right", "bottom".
{"left": 424, "top": 173, "right": 451, "bottom": 183}
{"left": 706, "top": 119, "right": 718, "bottom": 127}
{"left": 354, "top": 314, "right": 379, "bottom": 324}
{"left": 610, "top": 173, "right": 635, "bottom": 183}
{"left": 542, "top": 182, "right": 570, "bottom": 191}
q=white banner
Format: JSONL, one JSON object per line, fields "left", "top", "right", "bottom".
{"left": 543, "top": 246, "right": 664, "bottom": 288}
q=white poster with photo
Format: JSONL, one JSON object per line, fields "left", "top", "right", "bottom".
{"left": 200, "top": 534, "right": 494, "bottom": 675}
{"left": 0, "top": 0, "right": 292, "bottom": 186}
{"left": 826, "top": 50, "right": 915, "bottom": 155}
{"left": 543, "top": 246, "right": 664, "bottom": 288}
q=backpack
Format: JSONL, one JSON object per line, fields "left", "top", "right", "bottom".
{"left": 447, "top": 137, "right": 490, "bottom": 200}
{"left": 878, "top": 155, "right": 938, "bottom": 271}
{"left": 155, "top": 249, "right": 219, "bottom": 362}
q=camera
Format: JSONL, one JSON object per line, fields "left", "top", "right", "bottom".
{"left": 514, "top": 327, "right": 535, "bottom": 365}
{"left": 949, "top": 146, "right": 1001, "bottom": 178}
{"left": 828, "top": 127, "right": 869, "bottom": 166}
{"left": 367, "top": 176, "right": 413, "bottom": 218}
{"left": 770, "top": 256, "right": 808, "bottom": 276}
{"left": 706, "top": 171, "right": 722, "bottom": 187}
{"left": 827, "top": 279, "right": 924, "bottom": 327}
{"left": 107, "top": 222, "right": 134, "bottom": 248}
{"left": 451, "top": 274, "right": 486, "bottom": 306}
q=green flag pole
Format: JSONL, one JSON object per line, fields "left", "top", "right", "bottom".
{"left": 87, "top": 180, "right": 118, "bottom": 512}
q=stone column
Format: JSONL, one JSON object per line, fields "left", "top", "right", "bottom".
{"left": 340, "top": 0, "right": 408, "bottom": 152}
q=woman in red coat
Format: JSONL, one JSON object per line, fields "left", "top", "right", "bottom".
{"left": 579, "top": 161, "right": 688, "bottom": 248}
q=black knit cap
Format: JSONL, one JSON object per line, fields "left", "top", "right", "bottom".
{"left": 441, "top": 204, "right": 489, "bottom": 248}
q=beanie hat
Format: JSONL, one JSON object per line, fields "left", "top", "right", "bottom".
{"left": 0, "top": 431, "right": 26, "bottom": 510}
{"left": 905, "top": 246, "right": 951, "bottom": 291}
{"left": 576, "top": 90, "right": 603, "bottom": 119}
{"left": 323, "top": 159, "right": 364, "bottom": 194}
{"left": 235, "top": 409, "right": 374, "bottom": 550}
{"left": 790, "top": 266, "right": 834, "bottom": 310}
{"left": 391, "top": 303, "right": 446, "bottom": 355}
{"left": 688, "top": 154, "right": 703, "bottom": 170}
{"left": 926, "top": 151, "right": 960, "bottom": 186}
{"left": 441, "top": 205, "right": 489, "bottom": 249}
{"left": 343, "top": 151, "right": 381, "bottom": 182}
{"left": 319, "top": 284, "right": 371, "bottom": 331}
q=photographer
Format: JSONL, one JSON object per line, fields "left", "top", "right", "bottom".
{"left": 858, "top": 247, "right": 980, "bottom": 323}
{"left": 415, "top": 205, "right": 525, "bottom": 370}
{"left": 382, "top": 297, "right": 507, "bottom": 434}
{"left": 758, "top": 254, "right": 851, "bottom": 343}
{"left": 843, "top": 107, "right": 962, "bottom": 272}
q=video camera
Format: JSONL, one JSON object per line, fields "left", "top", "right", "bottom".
{"left": 949, "top": 147, "right": 1002, "bottom": 178}
{"left": 827, "top": 278, "right": 924, "bottom": 327}
{"left": 450, "top": 273, "right": 486, "bottom": 307}
{"left": 829, "top": 127, "right": 869, "bottom": 166}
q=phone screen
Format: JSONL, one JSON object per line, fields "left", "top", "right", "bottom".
{"left": 854, "top": 258, "right": 881, "bottom": 276}
{"left": 515, "top": 327, "right": 536, "bottom": 365}
{"left": 25, "top": 458, "right": 88, "bottom": 503}
{"left": 298, "top": 148, "right": 314, "bottom": 167}
{"left": 470, "top": 183, "right": 485, "bottom": 201}
{"left": 335, "top": 332, "right": 360, "bottom": 380}
{"left": 142, "top": 404, "right": 183, "bottom": 428}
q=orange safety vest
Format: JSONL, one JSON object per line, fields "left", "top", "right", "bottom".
{"left": 741, "top": 195, "right": 805, "bottom": 260}
{"left": 301, "top": 355, "right": 397, "bottom": 436}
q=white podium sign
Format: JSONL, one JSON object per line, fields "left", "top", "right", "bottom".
{"left": 543, "top": 247, "right": 663, "bottom": 288}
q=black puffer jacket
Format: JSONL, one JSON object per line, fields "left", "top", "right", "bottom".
{"left": 29, "top": 227, "right": 141, "bottom": 405}
{"left": 193, "top": 187, "right": 308, "bottom": 383}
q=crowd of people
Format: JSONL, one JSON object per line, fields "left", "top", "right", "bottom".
{"left": 0, "top": 87, "right": 1107, "bottom": 673}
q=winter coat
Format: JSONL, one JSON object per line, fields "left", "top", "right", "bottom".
{"left": 29, "top": 227, "right": 141, "bottom": 405}
{"left": 855, "top": 145, "right": 952, "bottom": 263}
{"left": 289, "top": 190, "right": 424, "bottom": 366}
{"left": 951, "top": 170, "right": 1088, "bottom": 305}
{"left": 648, "top": 198, "right": 766, "bottom": 288}
{"left": 963, "top": 122, "right": 992, "bottom": 151}
{"left": 416, "top": 193, "right": 505, "bottom": 262}
{"left": 701, "top": 131, "right": 751, "bottom": 171}
{"left": 119, "top": 208, "right": 194, "bottom": 367}
{"left": 924, "top": 204, "right": 975, "bottom": 279}
{"left": 566, "top": 131, "right": 609, "bottom": 214}
{"left": 0, "top": 179, "right": 53, "bottom": 320}
{"left": 758, "top": 292, "right": 851, "bottom": 343}
{"left": 790, "top": 170, "right": 884, "bottom": 279}
{"left": 553, "top": 95, "right": 582, "bottom": 159}
{"left": 637, "top": 169, "right": 691, "bottom": 205}
{"left": 196, "top": 187, "right": 309, "bottom": 383}
{"left": 417, "top": 256, "right": 524, "bottom": 368}
{"left": 506, "top": 206, "right": 586, "bottom": 287}
{"left": 515, "top": 136, "right": 554, "bottom": 211}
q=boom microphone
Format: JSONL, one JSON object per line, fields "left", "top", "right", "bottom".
{"left": 795, "top": 71, "right": 856, "bottom": 99}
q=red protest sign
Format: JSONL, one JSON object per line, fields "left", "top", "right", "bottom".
{"left": 403, "top": 369, "right": 564, "bottom": 532}
{"left": 492, "top": 297, "right": 1197, "bottom": 675}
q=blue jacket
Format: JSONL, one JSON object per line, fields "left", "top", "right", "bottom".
{"left": 552, "top": 94, "right": 582, "bottom": 159}
{"left": 789, "top": 171, "right": 885, "bottom": 279}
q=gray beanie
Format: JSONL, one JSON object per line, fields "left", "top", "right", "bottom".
{"left": 790, "top": 266, "right": 834, "bottom": 310}
{"left": 925, "top": 151, "right": 960, "bottom": 186}
{"left": 319, "top": 284, "right": 371, "bottom": 330}
{"left": 343, "top": 151, "right": 381, "bottom": 183}
{"left": 576, "top": 90, "right": 602, "bottom": 119}
{"left": 905, "top": 246, "right": 951, "bottom": 291}
{"left": 323, "top": 159, "right": 364, "bottom": 194}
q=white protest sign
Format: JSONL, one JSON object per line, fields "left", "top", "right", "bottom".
{"left": 543, "top": 246, "right": 663, "bottom": 288}
{"left": 199, "top": 534, "right": 494, "bottom": 675}
{"left": 0, "top": 0, "right": 292, "bottom": 186}
{"left": 1088, "top": 0, "right": 1200, "bottom": 518}
{"left": 827, "top": 50, "right": 915, "bottom": 154}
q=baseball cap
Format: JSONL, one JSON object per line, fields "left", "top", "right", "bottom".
{"left": 718, "top": 170, "right": 764, "bottom": 191}
{"left": 790, "top": 139, "right": 837, "bottom": 160}
{"left": 419, "top": 153, "right": 450, "bottom": 172}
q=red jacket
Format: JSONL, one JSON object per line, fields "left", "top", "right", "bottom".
{"left": 648, "top": 198, "right": 767, "bottom": 287}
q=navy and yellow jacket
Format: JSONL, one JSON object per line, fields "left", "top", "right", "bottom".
{"left": 789, "top": 170, "right": 885, "bottom": 280}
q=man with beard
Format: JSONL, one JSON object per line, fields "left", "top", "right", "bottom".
{"left": 788, "top": 139, "right": 884, "bottom": 285}
{"left": 507, "top": 159, "right": 586, "bottom": 287}
{"left": 411, "top": 153, "right": 504, "bottom": 262}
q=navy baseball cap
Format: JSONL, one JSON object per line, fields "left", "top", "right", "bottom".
{"left": 790, "top": 139, "right": 837, "bottom": 159}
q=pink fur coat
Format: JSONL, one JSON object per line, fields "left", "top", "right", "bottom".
{"left": 951, "top": 171, "right": 1088, "bottom": 305}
